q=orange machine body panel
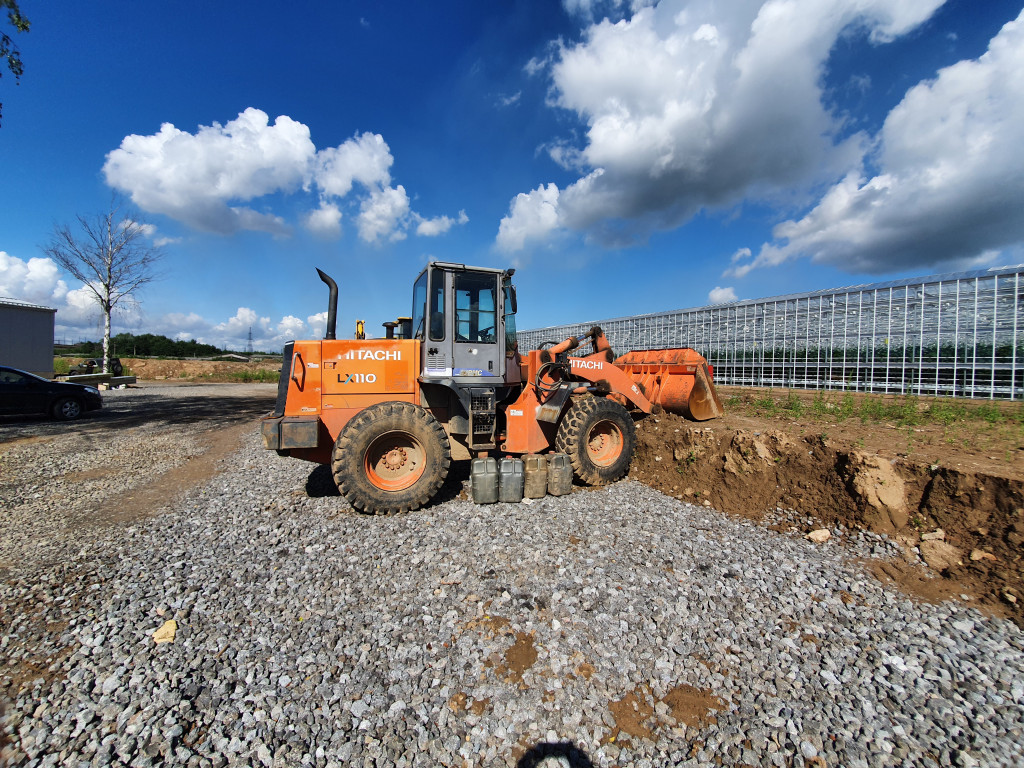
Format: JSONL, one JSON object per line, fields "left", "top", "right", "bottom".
{"left": 278, "top": 339, "right": 421, "bottom": 463}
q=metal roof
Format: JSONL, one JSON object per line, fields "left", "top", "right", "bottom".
{"left": 0, "top": 296, "right": 57, "bottom": 312}
{"left": 522, "top": 264, "right": 1024, "bottom": 333}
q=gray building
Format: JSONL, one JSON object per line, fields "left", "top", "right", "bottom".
{"left": 0, "top": 298, "right": 57, "bottom": 378}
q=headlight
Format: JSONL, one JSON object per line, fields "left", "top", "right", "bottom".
{"left": 85, "top": 387, "right": 100, "bottom": 395}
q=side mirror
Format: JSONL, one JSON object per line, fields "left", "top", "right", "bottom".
{"left": 508, "top": 286, "right": 518, "bottom": 314}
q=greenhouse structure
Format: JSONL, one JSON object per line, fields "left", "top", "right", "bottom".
{"left": 517, "top": 265, "right": 1023, "bottom": 400}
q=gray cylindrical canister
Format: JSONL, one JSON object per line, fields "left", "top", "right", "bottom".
{"left": 498, "top": 458, "right": 525, "bottom": 503}
{"left": 547, "top": 452, "right": 573, "bottom": 496}
{"left": 523, "top": 454, "right": 548, "bottom": 499}
{"left": 470, "top": 457, "right": 499, "bottom": 504}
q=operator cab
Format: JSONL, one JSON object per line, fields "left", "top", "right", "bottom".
{"left": 411, "top": 262, "right": 518, "bottom": 384}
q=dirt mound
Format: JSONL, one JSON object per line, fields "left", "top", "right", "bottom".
{"left": 630, "top": 411, "right": 1024, "bottom": 625}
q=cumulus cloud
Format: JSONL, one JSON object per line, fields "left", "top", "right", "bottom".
{"left": 499, "top": 0, "right": 945, "bottom": 254}
{"left": 708, "top": 286, "right": 738, "bottom": 303}
{"left": 496, "top": 183, "right": 561, "bottom": 253}
{"left": 104, "top": 109, "right": 310, "bottom": 236}
{"left": 733, "top": 9, "right": 1024, "bottom": 276}
{"left": 304, "top": 202, "right": 343, "bottom": 239}
{"left": 0, "top": 251, "right": 68, "bottom": 306}
{"left": 0, "top": 250, "right": 319, "bottom": 351}
{"left": 416, "top": 210, "right": 469, "bottom": 237}
{"left": 314, "top": 132, "right": 393, "bottom": 198}
{"left": 104, "top": 108, "right": 461, "bottom": 244}
{"left": 142, "top": 307, "right": 314, "bottom": 351}
{"left": 1, "top": 252, "right": 150, "bottom": 338}
{"left": 357, "top": 186, "right": 411, "bottom": 243}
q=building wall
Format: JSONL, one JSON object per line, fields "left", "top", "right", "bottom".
{"left": 0, "top": 302, "right": 57, "bottom": 378}
{"left": 518, "top": 266, "right": 1023, "bottom": 400}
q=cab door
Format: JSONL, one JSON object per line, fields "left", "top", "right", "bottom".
{"left": 452, "top": 271, "right": 502, "bottom": 380}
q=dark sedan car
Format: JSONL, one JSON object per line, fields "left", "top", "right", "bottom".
{"left": 0, "top": 365, "right": 103, "bottom": 420}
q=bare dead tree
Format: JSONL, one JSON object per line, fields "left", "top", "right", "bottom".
{"left": 43, "top": 198, "right": 164, "bottom": 374}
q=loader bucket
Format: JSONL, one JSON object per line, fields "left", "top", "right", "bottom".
{"left": 614, "top": 348, "right": 725, "bottom": 421}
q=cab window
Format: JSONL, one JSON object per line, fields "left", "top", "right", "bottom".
{"left": 455, "top": 273, "right": 497, "bottom": 344}
{"left": 429, "top": 268, "right": 446, "bottom": 341}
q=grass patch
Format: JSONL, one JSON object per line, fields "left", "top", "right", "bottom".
{"left": 211, "top": 369, "right": 280, "bottom": 383}
{"left": 725, "top": 387, "right": 1022, "bottom": 432}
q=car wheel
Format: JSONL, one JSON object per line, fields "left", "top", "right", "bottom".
{"left": 52, "top": 397, "right": 83, "bottom": 420}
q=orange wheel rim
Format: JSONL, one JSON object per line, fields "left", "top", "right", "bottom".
{"left": 364, "top": 432, "right": 426, "bottom": 491}
{"left": 586, "top": 420, "right": 624, "bottom": 467}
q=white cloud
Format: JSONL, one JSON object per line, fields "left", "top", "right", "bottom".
{"left": 496, "top": 183, "right": 561, "bottom": 253}
{"left": 357, "top": 186, "right": 411, "bottom": 243}
{"left": 0, "top": 251, "right": 68, "bottom": 306}
{"left": 304, "top": 202, "right": 343, "bottom": 239}
{"left": 708, "top": 286, "right": 737, "bottom": 303}
{"left": 314, "top": 132, "right": 393, "bottom": 198}
{"left": 104, "top": 109, "right": 462, "bottom": 243}
{"left": 737, "top": 9, "right": 1024, "bottom": 275}
{"left": 499, "top": 0, "right": 944, "bottom": 252}
{"left": 104, "top": 108, "right": 311, "bottom": 235}
{"left": 563, "top": 0, "right": 655, "bottom": 22}
{"left": 1, "top": 252, "right": 152, "bottom": 339}
{"left": 416, "top": 210, "right": 469, "bottom": 237}
{"left": 306, "top": 311, "right": 328, "bottom": 339}
{"left": 160, "top": 312, "right": 208, "bottom": 333}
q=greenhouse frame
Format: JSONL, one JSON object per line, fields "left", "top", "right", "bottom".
{"left": 518, "top": 265, "right": 1023, "bottom": 400}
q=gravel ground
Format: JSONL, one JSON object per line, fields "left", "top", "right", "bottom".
{"left": 2, "top": 385, "right": 1024, "bottom": 767}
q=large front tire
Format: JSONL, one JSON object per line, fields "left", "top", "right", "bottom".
{"left": 332, "top": 402, "right": 451, "bottom": 514}
{"left": 555, "top": 396, "right": 636, "bottom": 486}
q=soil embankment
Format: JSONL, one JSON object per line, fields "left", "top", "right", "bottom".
{"left": 631, "top": 403, "right": 1024, "bottom": 624}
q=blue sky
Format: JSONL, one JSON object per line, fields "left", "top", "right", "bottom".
{"left": 2, "top": 0, "right": 1023, "bottom": 351}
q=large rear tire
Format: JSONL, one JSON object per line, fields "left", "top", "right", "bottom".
{"left": 555, "top": 396, "right": 636, "bottom": 486}
{"left": 331, "top": 402, "right": 451, "bottom": 514}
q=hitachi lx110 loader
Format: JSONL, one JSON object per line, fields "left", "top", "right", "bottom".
{"left": 262, "top": 262, "right": 723, "bottom": 513}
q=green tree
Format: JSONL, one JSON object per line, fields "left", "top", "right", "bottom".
{"left": 44, "top": 197, "right": 165, "bottom": 375}
{"left": 1, "top": 0, "right": 29, "bottom": 127}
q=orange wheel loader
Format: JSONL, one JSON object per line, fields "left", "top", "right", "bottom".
{"left": 261, "top": 263, "right": 724, "bottom": 513}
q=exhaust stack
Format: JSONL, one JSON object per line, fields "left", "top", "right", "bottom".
{"left": 316, "top": 268, "right": 338, "bottom": 340}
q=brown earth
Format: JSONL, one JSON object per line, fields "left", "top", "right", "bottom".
{"left": 631, "top": 385, "right": 1024, "bottom": 625}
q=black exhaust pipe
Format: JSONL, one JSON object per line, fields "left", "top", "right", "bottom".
{"left": 316, "top": 268, "right": 338, "bottom": 340}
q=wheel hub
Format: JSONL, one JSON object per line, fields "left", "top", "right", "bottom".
{"left": 382, "top": 447, "right": 408, "bottom": 471}
{"left": 586, "top": 421, "right": 623, "bottom": 466}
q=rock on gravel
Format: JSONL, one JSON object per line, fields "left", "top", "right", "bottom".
{"left": 2, "top": 389, "right": 1024, "bottom": 767}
